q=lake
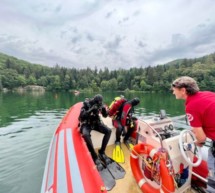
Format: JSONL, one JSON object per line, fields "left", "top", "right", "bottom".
{"left": 0, "top": 91, "right": 185, "bottom": 193}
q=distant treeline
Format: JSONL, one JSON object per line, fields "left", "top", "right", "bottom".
{"left": 0, "top": 52, "right": 215, "bottom": 92}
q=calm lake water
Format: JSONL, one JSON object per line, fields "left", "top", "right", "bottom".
{"left": 0, "top": 91, "right": 185, "bottom": 193}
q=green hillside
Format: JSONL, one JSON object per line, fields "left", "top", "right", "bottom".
{"left": 0, "top": 52, "right": 215, "bottom": 92}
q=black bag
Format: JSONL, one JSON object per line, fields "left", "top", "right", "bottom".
{"left": 211, "top": 140, "right": 215, "bottom": 158}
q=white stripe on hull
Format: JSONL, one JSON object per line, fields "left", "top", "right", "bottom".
{"left": 47, "top": 137, "right": 57, "bottom": 190}
{"left": 66, "top": 129, "right": 85, "bottom": 193}
{"left": 57, "top": 130, "right": 67, "bottom": 193}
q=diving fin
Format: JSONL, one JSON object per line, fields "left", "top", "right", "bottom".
{"left": 112, "top": 142, "right": 125, "bottom": 163}
{"left": 124, "top": 140, "right": 134, "bottom": 150}
{"left": 96, "top": 159, "right": 116, "bottom": 191}
{"left": 99, "top": 154, "right": 126, "bottom": 180}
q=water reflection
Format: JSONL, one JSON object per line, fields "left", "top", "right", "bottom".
{"left": 0, "top": 92, "right": 81, "bottom": 127}
{"left": 0, "top": 91, "right": 185, "bottom": 127}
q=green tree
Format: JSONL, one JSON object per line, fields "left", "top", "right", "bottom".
{"left": 1, "top": 69, "right": 20, "bottom": 89}
{"left": 0, "top": 75, "right": 2, "bottom": 90}
{"left": 38, "top": 76, "right": 48, "bottom": 87}
{"left": 101, "top": 80, "right": 109, "bottom": 91}
{"left": 27, "top": 75, "right": 36, "bottom": 85}
{"left": 90, "top": 80, "right": 100, "bottom": 92}
{"left": 53, "top": 75, "right": 61, "bottom": 90}
{"left": 63, "top": 74, "right": 71, "bottom": 91}
{"left": 109, "top": 78, "right": 117, "bottom": 90}
{"left": 17, "top": 75, "right": 26, "bottom": 86}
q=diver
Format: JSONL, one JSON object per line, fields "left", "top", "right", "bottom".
{"left": 114, "top": 97, "right": 139, "bottom": 144}
{"left": 79, "top": 94, "right": 112, "bottom": 169}
{"left": 109, "top": 96, "right": 140, "bottom": 162}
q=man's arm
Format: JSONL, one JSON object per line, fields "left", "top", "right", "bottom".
{"left": 192, "top": 127, "right": 207, "bottom": 145}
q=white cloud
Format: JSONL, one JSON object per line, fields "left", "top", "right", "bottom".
{"left": 0, "top": 0, "right": 215, "bottom": 70}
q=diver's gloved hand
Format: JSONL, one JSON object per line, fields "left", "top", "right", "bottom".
{"left": 131, "top": 116, "right": 138, "bottom": 120}
{"left": 101, "top": 105, "right": 107, "bottom": 114}
{"left": 87, "top": 104, "right": 99, "bottom": 113}
{"left": 101, "top": 105, "right": 106, "bottom": 110}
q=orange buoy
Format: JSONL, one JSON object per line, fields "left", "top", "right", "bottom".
{"left": 130, "top": 143, "right": 175, "bottom": 193}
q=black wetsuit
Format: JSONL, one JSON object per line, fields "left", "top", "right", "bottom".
{"left": 79, "top": 99, "right": 111, "bottom": 161}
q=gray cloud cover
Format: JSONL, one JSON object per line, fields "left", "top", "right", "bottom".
{"left": 0, "top": 0, "right": 215, "bottom": 70}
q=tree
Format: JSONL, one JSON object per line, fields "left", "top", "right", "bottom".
{"left": 109, "top": 78, "right": 117, "bottom": 90}
{"left": 27, "top": 75, "right": 36, "bottom": 85}
{"left": 38, "top": 76, "right": 48, "bottom": 87}
{"left": 62, "top": 74, "right": 71, "bottom": 91}
{"left": 90, "top": 80, "right": 100, "bottom": 92}
{"left": 1, "top": 69, "right": 20, "bottom": 89}
{"left": 203, "top": 55, "right": 214, "bottom": 66}
{"left": 101, "top": 80, "right": 109, "bottom": 91}
{"left": 140, "top": 80, "right": 150, "bottom": 91}
{"left": 0, "top": 75, "right": 3, "bottom": 90}
{"left": 54, "top": 75, "right": 61, "bottom": 90}
{"left": 17, "top": 75, "right": 26, "bottom": 86}
{"left": 5, "top": 59, "right": 13, "bottom": 68}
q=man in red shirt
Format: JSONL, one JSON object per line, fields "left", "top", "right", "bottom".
{"left": 171, "top": 76, "right": 215, "bottom": 192}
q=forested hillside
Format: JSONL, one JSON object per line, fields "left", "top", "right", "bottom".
{"left": 0, "top": 52, "right": 215, "bottom": 92}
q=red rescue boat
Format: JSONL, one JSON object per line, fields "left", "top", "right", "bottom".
{"left": 40, "top": 102, "right": 106, "bottom": 193}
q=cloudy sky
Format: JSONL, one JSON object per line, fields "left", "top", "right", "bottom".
{"left": 0, "top": 0, "right": 215, "bottom": 70}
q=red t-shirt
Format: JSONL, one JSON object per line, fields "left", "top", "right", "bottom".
{"left": 185, "top": 91, "right": 215, "bottom": 140}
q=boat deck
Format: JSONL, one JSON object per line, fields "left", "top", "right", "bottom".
{"left": 104, "top": 144, "right": 142, "bottom": 193}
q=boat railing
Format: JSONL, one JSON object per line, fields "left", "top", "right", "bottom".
{"left": 140, "top": 119, "right": 164, "bottom": 149}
